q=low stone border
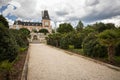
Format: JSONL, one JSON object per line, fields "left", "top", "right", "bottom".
{"left": 21, "top": 48, "right": 30, "bottom": 80}
{"left": 47, "top": 45, "right": 120, "bottom": 71}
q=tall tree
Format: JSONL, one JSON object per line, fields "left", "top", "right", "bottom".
{"left": 0, "top": 15, "right": 9, "bottom": 28}
{"left": 57, "top": 23, "right": 74, "bottom": 33}
{"left": 76, "top": 20, "right": 84, "bottom": 32}
{"left": 98, "top": 29, "right": 120, "bottom": 62}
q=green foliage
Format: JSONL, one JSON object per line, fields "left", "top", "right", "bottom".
{"left": 60, "top": 34, "right": 71, "bottom": 49}
{"left": 52, "top": 29, "right": 55, "bottom": 33}
{"left": 9, "top": 29, "right": 29, "bottom": 48}
{"left": 0, "top": 60, "right": 12, "bottom": 72}
{"left": 76, "top": 20, "right": 84, "bottom": 32}
{"left": 47, "top": 31, "right": 84, "bottom": 49}
{"left": 0, "top": 15, "right": 9, "bottom": 28}
{"left": 82, "top": 33, "right": 107, "bottom": 57}
{"left": 46, "top": 33, "right": 62, "bottom": 47}
{"left": 19, "top": 47, "right": 27, "bottom": 52}
{"left": 86, "top": 22, "right": 116, "bottom": 33}
{"left": 19, "top": 28, "right": 30, "bottom": 37}
{"left": 69, "top": 45, "right": 74, "bottom": 50}
{"left": 115, "top": 42, "right": 120, "bottom": 56}
{"left": 39, "top": 29, "right": 49, "bottom": 34}
{"left": 0, "top": 26, "right": 19, "bottom": 62}
{"left": 57, "top": 23, "right": 74, "bottom": 33}
{"left": 0, "top": 16, "right": 29, "bottom": 63}
{"left": 98, "top": 29, "right": 120, "bottom": 62}
{"left": 98, "top": 29, "right": 120, "bottom": 46}
{"left": 47, "top": 21, "right": 120, "bottom": 61}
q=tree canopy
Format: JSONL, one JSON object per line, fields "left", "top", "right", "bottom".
{"left": 57, "top": 23, "right": 74, "bottom": 33}
{"left": 76, "top": 20, "right": 84, "bottom": 32}
{"left": 0, "top": 15, "right": 9, "bottom": 28}
{"left": 98, "top": 29, "right": 120, "bottom": 62}
{"left": 39, "top": 29, "right": 49, "bottom": 34}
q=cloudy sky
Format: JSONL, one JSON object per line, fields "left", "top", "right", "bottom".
{"left": 0, "top": 0, "right": 120, "bottom": 27}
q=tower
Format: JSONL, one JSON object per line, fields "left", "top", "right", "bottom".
{"left": 42, "top": 10, "right": 50, "bottom": 27}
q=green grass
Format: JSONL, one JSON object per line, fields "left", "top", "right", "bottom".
{"left": 0, "top": 60, "right": 12, "bottom": 71}
{"left": 69, "top": 49, "right": 84, "bottom": 55}
{"left": 19, "top": 47, "right": 27, "bottom": 52}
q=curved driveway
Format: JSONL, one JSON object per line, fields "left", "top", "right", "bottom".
{"left": 27, "top": 44, "right": 120, "bottom": 80}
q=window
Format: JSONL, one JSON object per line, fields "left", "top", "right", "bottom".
{"left": 45, "top": 22, "right": 49, "bottom": 26}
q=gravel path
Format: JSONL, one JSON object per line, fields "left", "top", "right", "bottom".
{"left": 27, "top": 44, "right": 120, "bottom": 80}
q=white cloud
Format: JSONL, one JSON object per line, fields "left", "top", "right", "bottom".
{"left": 1, "top": 0, "right": 120, "bottom": 26}
{"left": 0, "top": 0, "right": 12, "bottom": 7}
{"left": 101, "top": 15, "right": 120, "bottom": 26}
{"left": 2, "top": 5, "right": 14, "bottom": 16}
{"left": 6, "top": 17, "right": 14, "bottom": 26}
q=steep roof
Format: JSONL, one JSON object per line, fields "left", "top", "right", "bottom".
{"left": 42, "top": 10, "right": 50, "bottom": 20}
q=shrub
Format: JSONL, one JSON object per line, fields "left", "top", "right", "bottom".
{"left": 46, "top": 33, "right": 61, "bottom": 47}
{"left": 0, "top": 26, "right": 19, "bottom": 62}
{"left": 82, "top": 33, "right": 107, "bottom": 57}
{"left": 10, "top": 29, "right": 29, "bottom": 48}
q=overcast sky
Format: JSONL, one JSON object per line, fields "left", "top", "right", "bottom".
{"left": 0, "top": 0, "right": 120, "bottom": 27}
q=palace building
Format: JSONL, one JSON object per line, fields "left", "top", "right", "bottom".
{"left": 12, "top": 10, "right": 52, "bottom": 33}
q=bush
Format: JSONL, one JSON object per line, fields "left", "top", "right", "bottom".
{"left": 0, "top": 26, "right": 19, "bottom": 62}
{"left": 60, "top": 37, "right": 69, "bottom": 49}
{"left": 10, "top": 29, "right": 29, "bottom": 48}
{"left": 46, "top": 33, "right": 61, "bottom": 47}
{"left": 82, "top": 33, "right": 107, "bottom": 57}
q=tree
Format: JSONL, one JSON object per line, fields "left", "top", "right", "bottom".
{"left": 19, "top": 28, "right": 30, "bottom": 37}
{"left": 92, "top": 22, "right": 116, "bottom": 33}
{"left": 76, "top": 20, "right": 84, "bottom": 32}
{"left": 57, "top": 23, "right": 74, "bottom": 33}
{"left": 0, "top": 15, "right": 9, "bottom": 28}
{"left": 105, "top": 23, "right": 116, "bottom": 29}
{"left": 39, "top": 29, "right": 49, "bottom": 34}
{"left": 98, "top": 29, "right": 120, "bottom": 62}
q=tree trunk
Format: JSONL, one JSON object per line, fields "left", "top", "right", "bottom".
{"left": 108, "top": 45, "right": 115, "bottom": 63}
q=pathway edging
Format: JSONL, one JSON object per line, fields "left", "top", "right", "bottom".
{"left": 21, "top": 48, "right": 30, "bottom": 80}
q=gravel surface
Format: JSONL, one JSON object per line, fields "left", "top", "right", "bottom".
{"left": 27, "top": 44, "right": 120, "bottom": 80}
